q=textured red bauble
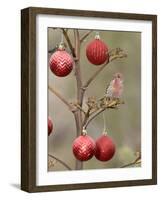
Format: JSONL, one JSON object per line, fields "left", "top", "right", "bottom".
{"left": 48, "top": 117, "right": 53, "bottom": 136}
{"left": 72, "top": 135, "right": 95, "bottom": 161}
{"left": 95, "top": 134, "right": 115, "bottom": 161}
{"left": 49, "top": 49, "right": 73, "bottom": 77}
{"left": 86, "top": 38, "right": 109, "bottom": 65}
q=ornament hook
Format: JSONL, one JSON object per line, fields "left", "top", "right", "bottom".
{"left": 58, "top": 30, "right": 65, "bottom": 50}
{"left": 102, "top": 113, "right": 108, "bottom": 135}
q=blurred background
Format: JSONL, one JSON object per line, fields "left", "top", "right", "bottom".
{"left": 48, "top": 28, "right": 141, "bottom": 171}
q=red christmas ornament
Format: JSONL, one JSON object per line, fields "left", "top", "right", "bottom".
{"left": 48, "top": 117, "right": 53, "bottom": 136}
{"left": 49, "top": 45, "right": 73, "bottom": 77}
{"left": 95, "top": 133, "right": 115, "bottom": 161}
{"left": 72, "top": 134, "right": 95, "bottom": 161}
{"left": 86, "top": 35, "right": 109, "bottom": 65}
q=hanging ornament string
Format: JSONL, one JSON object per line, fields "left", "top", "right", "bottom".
{"left": 58, "top": 30, "right": 65, "bottom": 50}
{"left": 60, "top": 30, "right": 64, "bottom": 45}
{"left": 102, "top": 112, "right": 107, "bottom": 135}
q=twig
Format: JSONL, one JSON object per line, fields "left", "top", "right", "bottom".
{"left": 48, "top": 158, "right": 57, "bottom": 169}
{"left": 48, "top": 85, "right": 81, "bottom": 142}
{"left": 120, "top": 152, "right": 141, "bottom": 168}
{"left": 120, "top": 161, "right": 141, "bottom": 168}
{"left": 48, "top": 154, "right": 72, "bottom": 170}
{"left": 48, "top": 85, "right": 76, "bottom": 112}
{"left": 83, "top": 108, "right": 106, "bottom": 129}
{"left": 62, "top": 29, "right": 76, "bottom": 57}
{"left": 82, "top": 97, "right": 99, "bottom": 126}
{"left": 80, "top": 30, "right": 92, "bottom": 43}
{"left": 109, "top": 48, "right": 127, "bottom": 62}
{"left": 83, "top": 61, "right": 109, "bottom": 89}
{"left": 48, "top": 46, "right": 58, "bottom": 54}
{"left": 83, "top": 99, "right": 122, "bottom": 129}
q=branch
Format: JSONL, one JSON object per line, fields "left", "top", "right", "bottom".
{"left": 83, "top": 99, "right": 124, "bottom": 129}
{"left": 73, "top": 112, "right": 80, "bottom": 136}
{"left": 48, "top": 46, "right": 58, "bottom": 54}
{"left": 74, "top": 30, "right": 83, "bottom": 129}
{"left": 80, "top": 30, "right": 92, "bottom": 43}
{"left": 62, "top": 29, "right": 76, "bottom": 57}
{"left": 82, "top": 108, "right": 90, "bottom": 127}
{"left": 48, "top": 154, "right": 72, "bottom": 170}
{"left": 74, "top": 30, "right": 81, "bottom": 60}
{"left": 48, "top": 85, "right": 76, "bottom": 112}
{"left": 109, "top": 48, "right": 127, "bottom": 62}
{"left": 73, "top": 30, "right": 84, "bottom": 170}
{"left": 83, "top": 61, "right": 109, "bottom": 90}
{"left": 48, "top": 85, "right": 81, "bottom": 141}
{"left": 82, "top": 48, "right": 127, "bottom": 89}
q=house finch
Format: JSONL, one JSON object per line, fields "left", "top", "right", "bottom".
{"left": 105, "top": 73, "right": 123, "bottom": 99}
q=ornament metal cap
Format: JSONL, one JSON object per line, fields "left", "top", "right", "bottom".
{"left": 95, "top": 32, "right": 100, "bottom": 40}
{"left": 82, "top": 128, "right": 87, "bottom": 135}
{"left": 102, "top": 131, "right": 108, "bottom": 136}
{"left": 58, "top": 43, "right": 65, "bottom": 50}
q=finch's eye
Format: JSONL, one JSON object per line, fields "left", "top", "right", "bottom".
{"left": 116, "top": 73, "right": 122, "bottom": 78}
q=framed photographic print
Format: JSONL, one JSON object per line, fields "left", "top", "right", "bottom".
{"left": 21, "top": 7, "right": 157, "bottom": 192}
